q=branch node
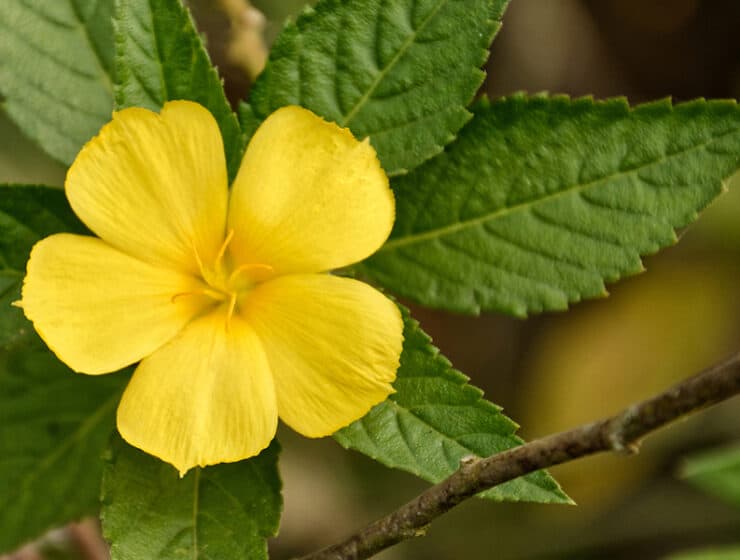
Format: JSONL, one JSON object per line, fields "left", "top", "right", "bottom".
{"left": 624, "top": 441, "right": 642, "bottom": 455}
{"left": 607, "top": 404, "right": 641, "bottom": 453}
{"left": 411, "top": 525, "right": 430, "bottom": 538}
{"left": 395, "top": 524, "right": 430, "bottom": 542}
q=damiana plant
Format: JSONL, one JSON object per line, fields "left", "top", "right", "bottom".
{"left": 0, "top": 1, "right": 738, "bottom": 559}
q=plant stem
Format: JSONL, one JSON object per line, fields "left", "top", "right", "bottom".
{"left": 297, "top": 350, "right": 740, "bottom": 560}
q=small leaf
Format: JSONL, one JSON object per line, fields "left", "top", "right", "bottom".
{"left": 682, "top": 444, "right": 740, "bottom": 508}
{"left": 0, "top": 0, "right": 114, "bottom": 164}
{"left": 0, "top": 184, "right": 125, "bottom": 552}
{"left": 102, "top": 437, "right": 283, "bottom": 560}
{"left": 114, "top": 0, "right": 245, "bottom": 179}
{"left": 361, "top": 95, "right": 740, "bottom": 315}
{"left": 335, "top": 307, "right": 570, "bottom": 504}
{"left": 248, "top": 0, "right": 510, "bottom": 176}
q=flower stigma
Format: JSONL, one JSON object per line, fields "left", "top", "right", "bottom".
{"left": 172, "top": 228, "right": 275, "bottom": 327}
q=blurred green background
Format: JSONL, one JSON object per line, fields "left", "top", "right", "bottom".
{"left": 2, "top": 1, "right": 739, "bottom": 559}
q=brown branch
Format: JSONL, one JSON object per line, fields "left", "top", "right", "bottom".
{"left": 215, "top": 0, "right": 267, "bottom": 81}
{"left": 297, "top": 350, "right": 740, "bottom": 560}
{"left": 67, "top": 520, "right": 109, "bottom": 560}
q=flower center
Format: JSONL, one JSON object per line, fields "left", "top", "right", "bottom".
{"left": 173, "top": 229, "right": 274, "bottom": 326}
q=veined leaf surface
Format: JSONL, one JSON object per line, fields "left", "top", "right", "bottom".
{"left": 0, "top": 184, "right": 126, "bottom": 552}
{"left": 102, "top": 438, "right": 282, "bottom": 560}
{"left": 362, "top": 95, "right": 740, "bottom": 315}
{"left": 0, "top": 0, "right": 114, "bottom": 164}
{"left": 114, "top": 0, "right": 244, "bottom": 179}
{"left": 336, "top": 307, "right": 570, "bottom": 504}
{"left": 247, "top": 0, "right": 510, "bottom": 176}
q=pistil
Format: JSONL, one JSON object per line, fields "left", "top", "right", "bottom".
{"left": 178, "top": 231, "right": 275, "bottom": 328}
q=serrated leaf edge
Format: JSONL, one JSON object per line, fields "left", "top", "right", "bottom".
{"left": 251, "top": 0, "right": 509, "bottom": 176}
{"left": 383, "top": 95, "right": 739, "bottom": 252}
{"left": 336, "top": 310, "right": 570, "bottom": 504}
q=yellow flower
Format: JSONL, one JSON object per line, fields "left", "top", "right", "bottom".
{"left": 19, "top": 101, "right": 403, "bottom": 475}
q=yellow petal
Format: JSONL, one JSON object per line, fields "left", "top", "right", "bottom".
{"left": 227, "top": 106, "right": 394, "bottom": 275}
{"left": 241, "top": 274, "right": 403, "bottom": 437}
{"left": 66, "top": 101, "right": 228, "bottom": 274}
{"left": 20, "top": 234, "right": 207, "bottom": 375}
{"left": 117, "top": 311, "right": 277, "bottom": 475}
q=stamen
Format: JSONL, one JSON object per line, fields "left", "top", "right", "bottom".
{"left": 225, "top": 292, "right": 237, "bottom": 331}
{"left": 228, "top": 263, "right": 274, "bottom": 286}
{"left": 192, "top": 243, "right": 207, "bottom": 280}
{"left": 215, "top": 229, "right": 235, "bottom": 274}
{"left": 171, "top": 292, "right": 192, "bottom": 303}
{"left": 171, "top": 288, "right": 227, "bottom": 304}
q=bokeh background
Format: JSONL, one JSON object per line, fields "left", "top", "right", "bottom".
{"left": 2, "top": 1, "right": 739, "bottom": 559}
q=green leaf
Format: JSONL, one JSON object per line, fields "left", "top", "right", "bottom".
{"left": 114, "top": 0, "right": 244, "bottom": 179}
{"left": 667, "top": 546, "right": 740, "bottom": 560}
{"left": 0, "top": 0, "right": 115, "bottom": 165}
{"left": 0, "top": 184, "right": 86, "bottom": 346}
{"left": 0, "top": 184, "right": 126, "bottom": 552}
{"left": 682, "top": 444, "right": 740, "bottom": 508}
{"left": 335, "top": 307, "right": 570, "bottom": 504}
{"left": 0, "top": 184, "right": 85, "bottom": 268}
{"left": 102, "top": 437, "right": 282, "bottom": 560}
{"left": 360, "top": 95, "right": 740, "bottom": 315}
{"left": 238, "top": 101, "right": 261, "bottom": 144}
{"left": 0, "top": 335, "right": 126, "bottom": 553}
{"left": 247, "top": 0, "right": 509, "bottom": 176}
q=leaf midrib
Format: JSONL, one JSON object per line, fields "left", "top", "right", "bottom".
{"left": 68, "top": 0, "right": 114, "bottom": 95}
{"left": 380, "top": 126, "right": 740, "bottom": 252}
{"left": 383, "top": 400, "right": 555, "bottom": 496}
{"left": 7, "top": 391, "right": 119, "bottom": 504}
{"left": 339, "top": 0, "right": 449, "bottom": 127}
{"left": 145, "top": 0, "right": 169, "bottom": 102}
{"left": 191, "top": 467, "right": 200, "bottom": 560}
{"left": 386, "top": 400, "right": 500, "bottom": 455}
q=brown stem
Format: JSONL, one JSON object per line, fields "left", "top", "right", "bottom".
{"left": 298, "top": 350, "right": 740, "bottom": 560}
{"left": 216, "top": 0, "right": 267, "bottom": 81}
{"left": 68, "top": 520, "right": 109, "bottom": 560}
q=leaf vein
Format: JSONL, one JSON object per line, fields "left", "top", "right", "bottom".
{"left": 0, "top": 18, "right": 98, "bottom": 82}
{"left": 577, "top": 189, "right": 656, "bottom": 219}
{"left": 437, "top": 235, "right": 568, "bottom": 297}
{"left": 16, "top": 0, "right": 74, "bottom": 27}
{"left": 3, "top": 65, "right": 108, "bottom": 120}
{"left": 5, "top": 392, "right": 118, "bottom": 507}
{"left": 4, "top": 89, "right": 98, "bottom": 145}
{"left": 68, "top": 0, "right": 114, "bottom": 93}
{"left": 339, "top": 0, "right": 449, "bottom": 127}
{"left": 381, "top": 126, "right": 740, "bottom": 252}
{"left": 145, "top": 0, "right": 168, "bottom": 101}
{"left": 192, "top": 467, "right": 200, "bottom": 560}
{"left": 528, "top": 209, "right": 630, "bottom": 252}
{"left": 480, "top": 220, "right": 596, "bottom": 275}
